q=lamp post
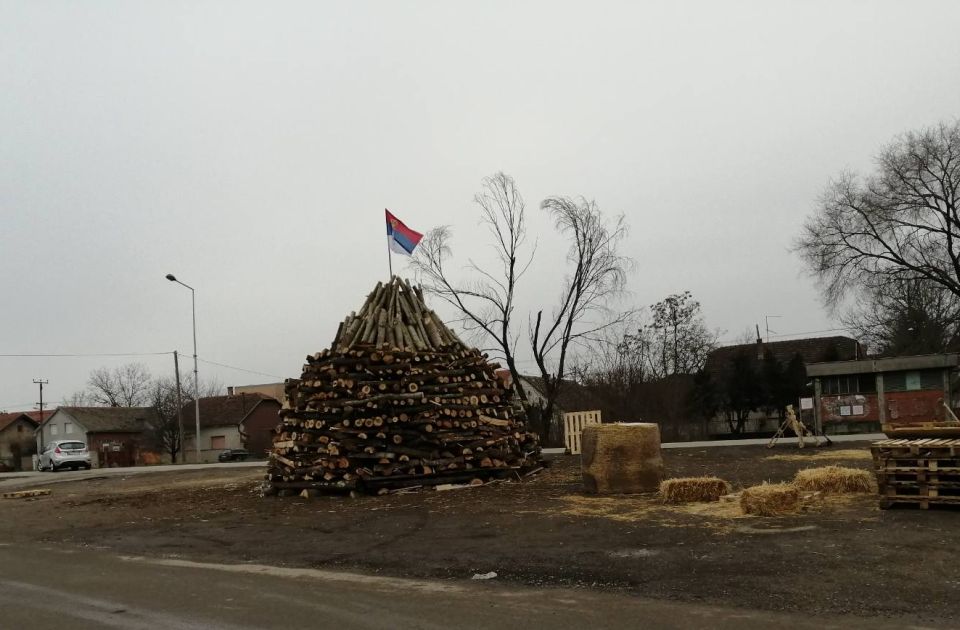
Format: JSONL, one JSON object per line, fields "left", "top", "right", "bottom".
{"left": 166, "top": 273, "right": 201, "bottom": 464}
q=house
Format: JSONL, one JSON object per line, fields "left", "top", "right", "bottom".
{"left": 806, "top": 353, "right": 959, "bottom": 435}
{"left": 0, "top": 412, "right": 40, "bottom": 470}
{"left": 35, "top": 407, "right": 157, "bottom": 468}
{"left": 517, "top": 375, "right": 608, "bottom": 445}
{"left": 702, "top": 335, "right": 863, "bottom": 436}
{"left": 181, "top": 393, "right": 281, "bottom": 463}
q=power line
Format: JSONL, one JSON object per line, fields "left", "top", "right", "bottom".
{"left": 0, "top": 352, "right": 173, "bottom": 358}
{"left": 195, "top": 357, "right": 286, "bottom": 381}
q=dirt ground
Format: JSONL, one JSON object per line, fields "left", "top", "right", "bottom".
{"left": 2, "top": 442, "right": 958, "bottom": 624}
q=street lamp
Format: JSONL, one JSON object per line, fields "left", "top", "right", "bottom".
{"left": 166, "top": 273, "right": 201, "bottom": 464}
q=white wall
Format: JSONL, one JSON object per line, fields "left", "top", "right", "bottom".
{"left": 182, "top": 426, "right": 242, "bottom": 463}
{"left": 35, "top": 410, "right": 84, "bottom": 452}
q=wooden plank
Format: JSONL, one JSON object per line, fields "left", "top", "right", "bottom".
{"left": 1, "top": 489, "right": 51, "bottom": 499}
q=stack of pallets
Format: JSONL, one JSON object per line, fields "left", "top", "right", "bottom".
{"left": 871, "top": 438, "right": 960, "bottom": 509}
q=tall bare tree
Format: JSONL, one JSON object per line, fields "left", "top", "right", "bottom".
{"left": 86, "top": 363, "right": 153, "bottom": 407}
{"left": 531, "top": 196, "right": 631, "bottom": 442}
{"left": 639, "top": 291, "right": 717, "bottom": 379}
{"left": 412, "top": 172, "right": 534, "bottom": 399}
{"left": 147, "top": 377, "right": 182, "bottom": 463}
{"left": 796, "top": 121, "right": 960, "bottom": 306}
{"left": 842, "top": 277, "right": 960, "bottom": 355}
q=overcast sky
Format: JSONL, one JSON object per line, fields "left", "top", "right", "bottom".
{"left": 2, "top": 0, "right": 960, "bottom": 411}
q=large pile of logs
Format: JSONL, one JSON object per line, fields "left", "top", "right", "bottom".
{"left": 267, "top": 276, "right": 541, "bottom": 495}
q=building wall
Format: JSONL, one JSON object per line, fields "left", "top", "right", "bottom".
{"left": 885, "top": 390, "right": 945, "bottom": 424}
{"left": 36, "top": 409, "right": 84, "bottom": 452}
{"left": 230, "top": 383, "right": 285, "bottom": 401}
{"left": 183, "top": 426, "right": 243, "bottom": 463}
{"left": 819, "top": 393, "right": 881, "bottom": 423}
{"left": 0, "top": 419, "right": 38, "bottom": 470}
{"left": 87, "top": 432, "right": 143, "bottom": 468}
{"left": 240, "top": 400, "right": 281, "bottom": 456}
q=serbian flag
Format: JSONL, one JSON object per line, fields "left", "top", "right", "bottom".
{"left": 385, "top": 209, "right": 423, "bottom": 256}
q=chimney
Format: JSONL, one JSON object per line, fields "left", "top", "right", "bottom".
{"left": 756, "top": 324, "right": 764, "bottom": 360}
{"left": 227, "top": 386, "right": 234, "bottom": 396}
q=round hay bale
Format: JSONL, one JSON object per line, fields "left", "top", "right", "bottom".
{"left": 581, "top": 423, "right": 663, "bottom": 494}
{"left": 740, "top": 482, "right": 801, "bottom": 516}
{"left": 659, "top": 477, "right": 731, "bottom": 504}
{"left": 793, "top": 466, "right": 873, "bottom": 493}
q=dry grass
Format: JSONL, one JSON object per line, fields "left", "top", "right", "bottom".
{"left": 659, "top": 477, "right": 731, "bottom": 504}
{"left": 740, "top": 483, "right": 801, "bottom": 516}
{"left": 765, "top": 448, "right": 872, "bottom": 463}
{"left": 793, "top": 466, "right": 874, "bottom": 493}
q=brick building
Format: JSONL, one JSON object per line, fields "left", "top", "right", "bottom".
{"left": 806, "top": 353, "right": 959, "bottom": 434}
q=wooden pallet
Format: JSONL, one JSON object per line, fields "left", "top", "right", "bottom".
{"left": 871, "top": 439, "right": 960, "bottom": 509}
{"left": 1, "top": 489, "right": 51, "bottom": 499}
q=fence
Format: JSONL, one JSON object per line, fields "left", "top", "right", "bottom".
{"left": 563, "top": 410, "right": 602, "bottom": 454}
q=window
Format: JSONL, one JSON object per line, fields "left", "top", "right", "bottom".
{"left": 64, "top": 422, "right": 73, "bottom": 434}
{"left": 885, "top": 370, "right": 943, "bottom": 392}
{"left": 822, "top": 375, "right": 876, "bottom": 395}
{"left": 50, "top": 424, "right": 59, "bottom": 436}
{"left": 210, "top": 435, "right": 226, "bottom": 450}
{"left": 17, "top": 425, "right": 22, "bottom": 433}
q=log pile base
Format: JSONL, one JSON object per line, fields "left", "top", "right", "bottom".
{"left": 267, "top": 276, "right": 541, "bottom": 496}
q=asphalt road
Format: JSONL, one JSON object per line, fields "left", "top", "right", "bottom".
{"left": 0, "top": 460, "right": 263, "bottom": 489}
{"left": 0, "top": 546, "right": 946, "bottom": 630}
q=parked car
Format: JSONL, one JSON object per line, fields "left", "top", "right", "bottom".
{"left": 218, "top": 448, "right": 252, "bottom": 462}
{"left": 38, "top": 440, "right": 92, "bottom": 472}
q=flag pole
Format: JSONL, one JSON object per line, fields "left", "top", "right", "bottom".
{"left": 386, "top": 231, "right": 393, "bottom": 279}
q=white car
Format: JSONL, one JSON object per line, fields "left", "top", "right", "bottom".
{"left": 38, "top": 440, "right": 92, "bottom": 472}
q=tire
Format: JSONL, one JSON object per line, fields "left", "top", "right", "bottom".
{"left": 49, "top": 462, "right": 57, "bottom": 473}
{"left": 84, "top": 464, "right": 91, "bottom": 470}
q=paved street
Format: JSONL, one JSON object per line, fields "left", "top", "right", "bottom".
{"left": 0, "top": 545, "right": 945, "bottom": 630}
{"left": 0, "top": 460, "right": 263, "bottom": 490}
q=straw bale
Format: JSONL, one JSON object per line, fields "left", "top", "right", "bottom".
{"left": 659, "top": 477, "right": 731, "bottom": 504}
{"left": 581, "top": 423, "right": 663, "bottom": 494}
{"left": 792, "top": 466, "right": 873, "bottom": 494}
{"left": 740, "top": 482, "right": 801, "bottom": 516}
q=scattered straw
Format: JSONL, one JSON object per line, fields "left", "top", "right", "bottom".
{"left": 659, "top": 477, "right": 731, "bottom": 504}
{"left": 765, "top": 448, "right": 871, "bottom": 462}
{"left": 740, "top": 483, "right": 801, "bottom": 516}
{"left": 793, "top": 466, "right": 873, "bottom": 493}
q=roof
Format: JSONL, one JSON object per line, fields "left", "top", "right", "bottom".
{"left": 705, "top": 336, "right": 862, "bottom": 375}
{"left": 181, "top": 393, "right": 279, "bottom": 431}
{"left": 806, "top": 353, "right": 960, "bottom": 377}
{"left": 519, "top": 375, "right": 606, "bottom": 413}
{"left": 0, "top": 412, "right": 40, "bottom": 433}
{"left": 54, "top": 407, "right": 158, "bottom": 433}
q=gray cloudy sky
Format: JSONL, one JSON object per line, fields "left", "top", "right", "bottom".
{"left": 2, "top": 1, "right": 960, "bottom": 411}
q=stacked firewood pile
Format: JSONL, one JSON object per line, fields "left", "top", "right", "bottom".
{"left": 267, "top": 276, "right": 541, "bottom": 495}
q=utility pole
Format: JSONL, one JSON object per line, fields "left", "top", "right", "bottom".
{"left": 33, "top": 378, "right": 48, "bottom": 456}
{"left": 173, "top": 351, "right": 185, "bottom": 463}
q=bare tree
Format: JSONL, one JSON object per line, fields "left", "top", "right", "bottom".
{"left": 146, "top": 377, "right": 182, "bottom": 463}
{"left": 412, "top": 172, "right": 534, "bottom": 400}
{"left": 86, "top": 363, "right": 153, "bottom": 407}
{"left": 531, "top": 196, "right": 631, "bottom": 442}
{"left": 641, "top": 291, "right": 718, "bottom": 379}
{"left": 62, "top": 390, "right": 94, "bottom": 407}
{"left": 796, "top": 121, "right": 960, "bottom": 306}
{"left": 842, "top": 277, "right": 960, "bottom": 355}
